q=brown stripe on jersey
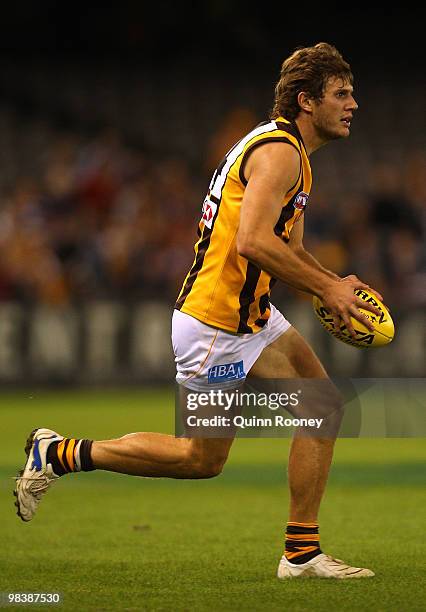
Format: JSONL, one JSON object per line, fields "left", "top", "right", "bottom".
{"left": 275, "top": 159, "right": 305, "bottom": 239}
{"left": 259, "top": 292, "right": 270, "bottom": 315}
{"left": 239, "top": 137, "right": 300, "bottom": 186}
{"left": 237, "top": 262, "right": 262, "bottom": 333}
{"left": 175, "top": 226, "right": 213, "bottom": 310}
{"left": 274, "top": 147, "right": 304, "bottom": 237}
{"left": 275, "top": 120, "right": 307, "bottom": 152}
{"left": 275, "top": 120, "right": 298, "bottom": 136}
{"left": 274, "top": 198, "right": 298, "bottom": 236}
{"left": 254, "top": 291, "right": 271, "bottom": 328}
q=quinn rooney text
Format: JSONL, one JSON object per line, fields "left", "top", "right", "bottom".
{"left": 186, "top": 415, "right": 324, "bottom": 429}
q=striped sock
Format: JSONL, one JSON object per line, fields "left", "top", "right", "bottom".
{"left": 284, "top": 521, "right": 322, "bottom": 565}
{"left": 47, "top": 438, "right": 94, "bottom": 476}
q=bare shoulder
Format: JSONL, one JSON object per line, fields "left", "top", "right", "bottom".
{"left": 244, "top": 141, "right": 301, "bottom": 190}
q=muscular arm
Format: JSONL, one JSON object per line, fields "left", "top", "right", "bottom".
{"left": 237, "top": 144, "right": 333, "bottom": 296}
{"left": 236, "top": 143, "right": 381, "bottom": 334}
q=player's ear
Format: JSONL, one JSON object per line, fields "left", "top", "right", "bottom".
{"left": 298, "top": 92, "right": 313, "bottom": 114}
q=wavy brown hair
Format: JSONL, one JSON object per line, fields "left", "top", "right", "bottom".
{"left": 270, "top": 43, "right": 353, "bottom": 121}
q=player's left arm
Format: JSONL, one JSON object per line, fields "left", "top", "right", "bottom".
{"left": 288, "top": 216, "right": 384, "bottom": 300}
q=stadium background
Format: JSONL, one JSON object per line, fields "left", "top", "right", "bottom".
{"left": 0, "top": 4, "right": 425, "bottom": 611}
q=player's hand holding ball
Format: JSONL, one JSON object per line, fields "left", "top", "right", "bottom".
{"left": 313, "top": 275, "right": 394, "bottom": 348}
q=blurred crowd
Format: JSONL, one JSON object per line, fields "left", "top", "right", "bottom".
{"left": 0, "top": 118, "right": 204, "bottom": 304}
{"left": 0, "top": 104, "right": 424, "bottom": 314}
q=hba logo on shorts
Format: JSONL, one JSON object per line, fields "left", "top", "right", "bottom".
{"left": 208, "top": 361, "right": 245, "bottom": 383}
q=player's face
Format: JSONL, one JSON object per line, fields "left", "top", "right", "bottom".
{"left": 311, "top": 76, "right": 358, "bottom": 141}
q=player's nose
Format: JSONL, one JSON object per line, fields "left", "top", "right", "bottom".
{"left": 348, "top": 95, "right": 358, "bottom": 111}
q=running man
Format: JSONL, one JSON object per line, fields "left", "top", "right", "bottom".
{"left": 15, "top": 43, "right": 382, "bottom": 579}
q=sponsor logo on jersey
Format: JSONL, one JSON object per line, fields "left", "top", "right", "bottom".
{"left": 208, "top": 360, "right": 245, "bottom": 383}
{"left": 201, "top": 198, "right": 217, "bottom": 229}
{"left": 293, "top": 191, "right": 309, "bottom": 210}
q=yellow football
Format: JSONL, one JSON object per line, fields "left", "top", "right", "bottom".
{"left": 312, "top": 289, "right": 395, "bottom": 349}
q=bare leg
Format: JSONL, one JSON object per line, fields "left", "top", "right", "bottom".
{"left": 91, "top": 433, "right": 233, "bottom": 479}
{"left": 249, "top": 326, "right": 340, "bottom": 522}
{"left": 91, "top": 385, "right": 235, "bottom": 479}
{"left": 287, "top": 438, "right": 334, "bottom": 521}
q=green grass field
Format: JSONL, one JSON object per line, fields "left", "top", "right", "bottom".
{"left": 1, "top": 388, "right": 425, "bottom": 611}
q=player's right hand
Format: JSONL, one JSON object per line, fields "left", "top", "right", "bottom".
{"left": 321, "top": 276, "right": 382, "bottom": 337}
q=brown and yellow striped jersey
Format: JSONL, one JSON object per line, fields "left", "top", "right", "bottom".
{"left": 175, "top": 117, "right": 312, "bottom": 333}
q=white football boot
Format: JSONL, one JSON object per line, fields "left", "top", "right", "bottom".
{"left": 14, "top": 428, "right": 64, "bottom": 522}
{"left": 278, "top": 553, "right": 375, "bottom": 579}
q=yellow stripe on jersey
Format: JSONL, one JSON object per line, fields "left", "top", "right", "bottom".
{"left": 176, "top": 117, "right": 312, "bottom": 334}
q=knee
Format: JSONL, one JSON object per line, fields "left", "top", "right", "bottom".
{"left": 183, "top": 447, "right": 227, "bottom": 479}
{"left": 191, "top": 456, "right": 226, "bottom": 479}
{"left": 312, "top": 379, "right": 344, "bottom": 418}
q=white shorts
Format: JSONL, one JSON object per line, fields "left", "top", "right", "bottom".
{"left": 171, "top": 304, "right": 291, "bottom": 391}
